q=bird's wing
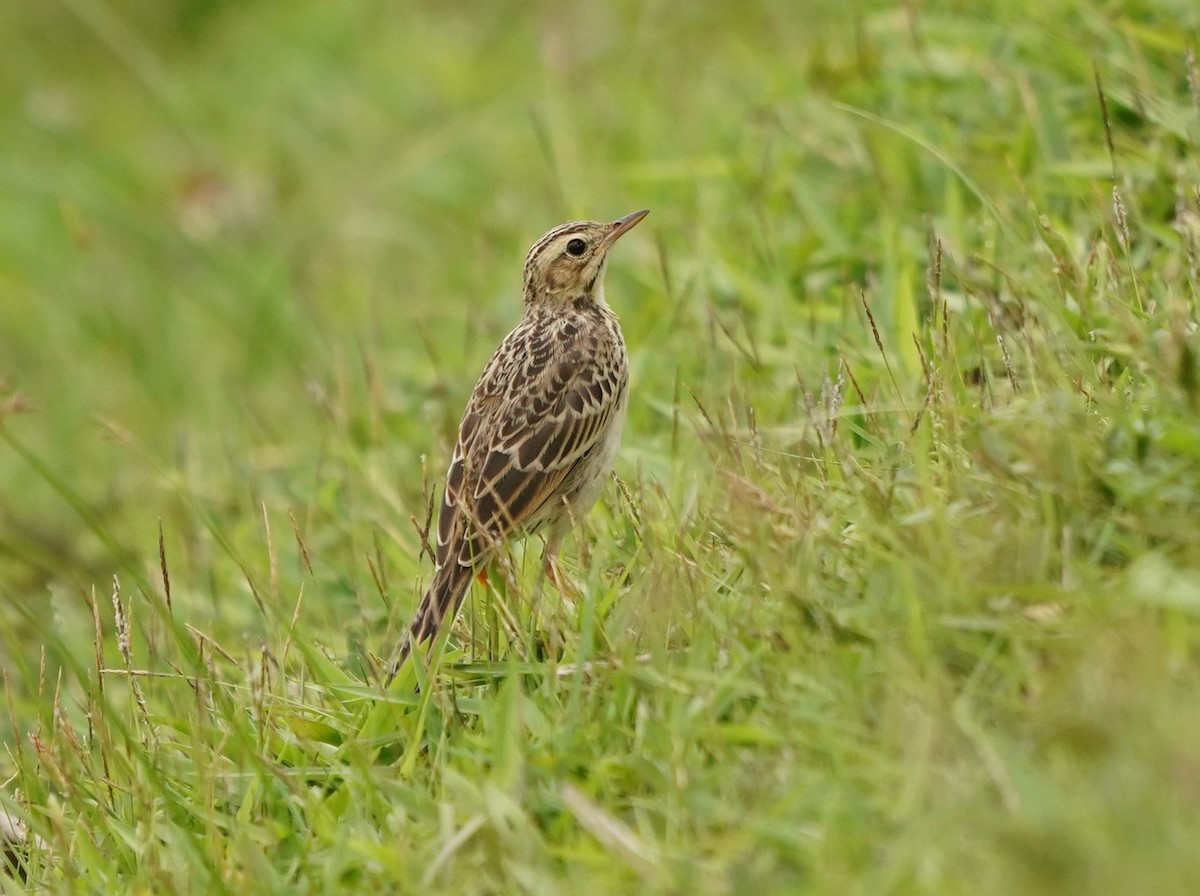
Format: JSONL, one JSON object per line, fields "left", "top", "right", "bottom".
{"left": 436, "top": 325, "right": 625, "bottom": 569}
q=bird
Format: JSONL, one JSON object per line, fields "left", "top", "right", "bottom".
{"left": 390, "top": 209, "right": 649, "bottom": 678}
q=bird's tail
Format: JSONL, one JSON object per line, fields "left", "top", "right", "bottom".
{"left": 388, "top": 561, "right": 476, "bottom": 682}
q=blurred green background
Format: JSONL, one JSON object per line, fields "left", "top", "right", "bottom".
{"left": 7, "top": 0, "right": 1187, "bottom": 602}
{"left": 2, "top": 1, "right": 1200, "bottom": 892}
{"left": 0, "top": 0, "right": 936, "bottom": 646}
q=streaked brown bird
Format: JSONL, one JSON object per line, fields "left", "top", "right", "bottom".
{"left": 391, "top": 209, "right": 648, "bottom": 677}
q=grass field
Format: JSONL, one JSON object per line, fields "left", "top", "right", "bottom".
{"left": 2, "top": 0, "right": 1200, "bottom": 892}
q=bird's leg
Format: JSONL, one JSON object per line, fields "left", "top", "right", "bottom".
{"left": 534, "top": 526, "right": 568, "bottom": 602}
{"left": 514, "top": 527, "right": 569, "bottom": 658}
{"left": 542, "top": 553, "right": 565, "bottom": 593}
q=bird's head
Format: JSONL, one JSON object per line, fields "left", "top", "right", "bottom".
{"left": 521, "top": 209, "right": 648, "bottom": 307}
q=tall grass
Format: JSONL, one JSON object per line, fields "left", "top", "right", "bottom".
{"left": 2, "top": 0, "right": 1199, "bottom": 892}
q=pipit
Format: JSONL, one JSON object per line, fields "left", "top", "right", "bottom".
{"left": 391, "top": 209, "right": 649, "bottom": 676}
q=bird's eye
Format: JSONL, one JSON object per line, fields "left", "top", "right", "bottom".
{"left": 566, "top": 238, "right": 587, "bottom": 257}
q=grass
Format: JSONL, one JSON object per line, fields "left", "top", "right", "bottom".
{"left": 2, "top": 0, "right": 1200, "bottom": 892}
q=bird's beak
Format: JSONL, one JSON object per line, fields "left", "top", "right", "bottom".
{"left": 604, "top": 209, "right": 650, "bottom": 247}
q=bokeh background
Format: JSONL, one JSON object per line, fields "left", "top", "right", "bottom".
{"left": 0, "top": 0, "right": 966, "bottom": 650}
{"left": 6, "top": 0, "right": 1184, "bottom": 619}
{"left": 2, "top": 1, "right": 1200, "bottom": 892}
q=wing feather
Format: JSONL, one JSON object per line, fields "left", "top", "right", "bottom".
{"left": 436, "top": 321, "right": 624, "bottom": 569}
